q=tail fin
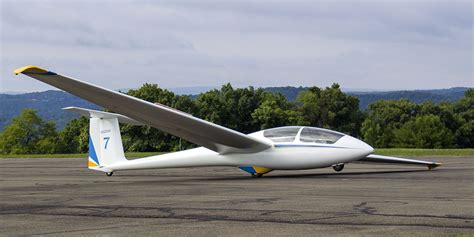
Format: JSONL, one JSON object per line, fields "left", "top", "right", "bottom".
{"left": 88, "top": 116, "right": 127, "bottom": 168}
{"left": 64, "top": 107, "right": 143, "bottom": 170}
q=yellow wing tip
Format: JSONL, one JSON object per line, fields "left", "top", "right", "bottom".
{"left": 14, "top": 65, "right": 49, "bottom": 75}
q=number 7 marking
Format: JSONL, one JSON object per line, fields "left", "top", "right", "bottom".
{"left": 103, "top": 137, "right": 110, "bottom": 149}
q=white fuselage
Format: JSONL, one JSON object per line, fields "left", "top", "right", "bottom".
{"left": 106, "top": 131, "right": 374, "bottom": 172}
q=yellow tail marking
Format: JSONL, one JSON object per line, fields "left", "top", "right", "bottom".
{"left": 88, "top": 160, "right": 98, "bottom": 167}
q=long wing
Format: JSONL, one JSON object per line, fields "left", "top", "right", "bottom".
{"left": 14, "top": 65, "right": 272, "bottom": 154}
{"left": 359, "top": 154, "right": 442, "bottom": 170}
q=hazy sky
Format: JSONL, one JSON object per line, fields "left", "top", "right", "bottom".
{"left": 0, "top": 0, "right": 472, "bottom": 92}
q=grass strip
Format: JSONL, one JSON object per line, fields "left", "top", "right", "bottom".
{"left": 374, "top": 149, "right": 474, "bottom": 157}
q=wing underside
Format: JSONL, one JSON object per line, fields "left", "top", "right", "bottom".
{"left": 63, "top": 107, "right": 144, "bottom": 126}
{"left": 358, "top": 154, "right": 442, "bottom": 170}
{"left": 14, "top": 66, "right": 271, "bottom": 154}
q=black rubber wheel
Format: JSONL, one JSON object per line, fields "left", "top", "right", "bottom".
{"left": 106, "top": 172, "right": 114, "bottom": 176}
{"left": 251, "top": 173, "right": 263, "bottom": 178}
{"left": 332, "top": 164, "right": 344, "bottom": 172}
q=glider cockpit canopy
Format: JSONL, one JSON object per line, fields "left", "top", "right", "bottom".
{"left": 261, "top": 126, "right": 344, "bottom": 144}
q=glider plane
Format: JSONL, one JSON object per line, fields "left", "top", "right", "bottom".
{"left": 14, "top": 66, "right": 441, "bottom": 177}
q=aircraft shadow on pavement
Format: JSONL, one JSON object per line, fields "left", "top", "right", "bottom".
{"left": 207, "top": 169, "right": 432, "bottom": 181}
{"left": 266, "top": 169, "right": 430, "bottom": 178}
{"left": 116, "top": 169, "right": 433, "bottom": 183}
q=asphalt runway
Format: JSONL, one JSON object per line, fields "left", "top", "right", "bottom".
{"left": 1, "top": 157, "right": 473, "bottom": 236}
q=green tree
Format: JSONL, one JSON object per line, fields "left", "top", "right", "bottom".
{"left": 0, "top": 109, "right": 59, "bottom": 154}
{"left": 297, "top": 83, "right": 362, "bottom": 136}
{"left": 452, "top": 89, "right": 474, "bottom": 147}
{"left": 173, "top": 95, "right": 199, "bottom": 115}
{"left": 392, "top": 115, "right": 454, "bottom": 148}
{"left": 120, "top": 84, "right": 196, "bottom": 152}
{"left": 196, "top": 83, "right": 266, "bottom": 133}
{"left": 455, "top": 120, "right": 474, "bottom": 148}
{"left": 252, "top": 93, "right": 306, "bottom": 129}
{"left": 57, "top": 117, "right": 89, "bottom": 153}
{"left": 361, "top": 99, "right": 417, "bottom": 147}
{"left": 125, "top": 83, "right": 175, "bottom": 106}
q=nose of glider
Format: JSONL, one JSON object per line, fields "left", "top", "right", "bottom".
{"left": 337, "top": 135, "right": 374, "bottom": 154}
{"left": 360, "top": 140, "right": 374, "bottom": 154}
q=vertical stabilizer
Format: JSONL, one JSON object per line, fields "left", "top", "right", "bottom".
{"left": 88, "top": 117, "right": 127, "bottom": 168}
{"left": 63, "top": 107, "right": 137, "bottom": 171}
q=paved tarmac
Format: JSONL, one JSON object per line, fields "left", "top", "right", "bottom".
{"left": 0, "top": 157, "right": 473, "bottom": 236}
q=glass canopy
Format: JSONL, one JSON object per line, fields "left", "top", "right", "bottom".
{"left": 262, "top": 126, "right": 344, "bottom": 144}
{"left": 263, "top": 126, "right": 301, "bottom": 142}
{"left": 299, "top": 127, "right": 343, "bottom": 144}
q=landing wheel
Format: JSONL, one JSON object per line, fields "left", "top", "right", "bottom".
{"left": 105, "top": 172, "right": 114, "bottom": 177}
{"left": 332, "top": 164, "right": 344, "bottom": 172}
{"left": 251, "top": 173, "right": 263, "bottom": 178}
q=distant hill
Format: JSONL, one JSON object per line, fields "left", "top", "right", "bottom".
{"left": 348, "top": 87, "right": 470, "bottom": 109}
{"left": 264, "top": 86, "right": 308, "bottom": 101}
{"left": 0, "top": 91, "right": 100, "bottom": 131}
{"left": 0, "top": 87, "right": 471, "bottom": 131}
{"left": 265, "top": 87, "right": 471, "bottom": 109}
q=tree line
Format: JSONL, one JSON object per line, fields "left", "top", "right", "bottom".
{"left": 0, "top": 83, "right": 472, "bottom": 154}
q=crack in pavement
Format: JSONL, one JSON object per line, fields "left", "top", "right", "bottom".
{"left": 1, "top": 203, "right": 473, "bottom": 229}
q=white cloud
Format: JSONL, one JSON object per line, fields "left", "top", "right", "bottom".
{"left": 0, "top": 0, "right": 472, "bottom": 92}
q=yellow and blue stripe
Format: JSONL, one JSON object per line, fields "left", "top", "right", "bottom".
{"left": 88, "top": 135, "right": 99, "bottom": 167}
{"left": 239, "top": 166, "right": 272, "bottom": 175}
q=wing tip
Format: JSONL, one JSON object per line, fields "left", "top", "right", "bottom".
{"left": 14, "top": 65, "right": 54, "bottom": 75}
{"left": 428, "top": 163, "right": 442, "bottom": 170}
{"left": 62, "top": 106, "right": 78, "bottom": 111}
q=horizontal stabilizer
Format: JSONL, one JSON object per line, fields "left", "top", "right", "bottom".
{"left": 64, "top": 107, "right": 144, "bottom": 126}
{"left": 359, "top": 154, "right": 442, "bottom": 170}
